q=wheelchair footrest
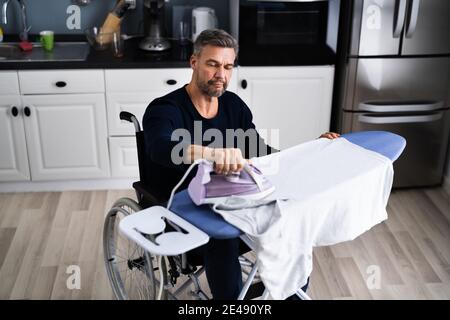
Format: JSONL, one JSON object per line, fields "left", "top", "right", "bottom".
{"left": 119, "top": 206, "right": 210, "bottom": 256}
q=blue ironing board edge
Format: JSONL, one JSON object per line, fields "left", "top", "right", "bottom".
{"left": 341, "top": 131, "right": 406, "bottom": 162}
{"left": 171, "top": 130, "right": 406, "bottom": 239}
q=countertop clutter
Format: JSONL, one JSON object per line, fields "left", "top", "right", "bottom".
{"left": 0, "top": 34, "right": 336, "bottom": 70}
{"left": 0, "top": 35, "right": 193, "bottom": 70}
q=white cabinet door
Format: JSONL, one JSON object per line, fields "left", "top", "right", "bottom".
{"left": 0, "top": 96, "right": 30, "bottom": 181}
{"left": 21, "top": 94, "right": 110, "bottom": 181}
{"left": 107, "top": 92, "right": 163, "bottom": 136}
{"left": 109, "top": 137, "right": 138, "bottom": 178}
{"left": 237, "top": 66, "right": 334, "bottom": 150}
{"left": 0, "top": 71, "right": 20, "bottom": 95}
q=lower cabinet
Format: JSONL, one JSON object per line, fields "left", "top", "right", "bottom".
{"left": 237, "top": 66, "right": 335, "bottom": 150}
{"left": 1, "top": 66, "right": 335, "bottom": 186}
{"left": 109, "top": 137, "right": 139, "bottom": 178}
{"left": 14, "top": 94, "right": 110, "bottom": 181}
{"left": 0, "top": 95, "right": 30, "bottom": 181}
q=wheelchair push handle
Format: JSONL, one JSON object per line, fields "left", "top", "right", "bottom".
{"left": 120, "top": 111, "right": 141, "bottom": 133}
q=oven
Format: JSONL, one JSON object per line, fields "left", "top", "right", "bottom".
{"left": 231, "top": 0, "right": 336, "bottom": 66}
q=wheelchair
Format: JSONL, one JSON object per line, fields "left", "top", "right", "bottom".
{"left": 102, "top": 111, "right": 260, "bottom": 300}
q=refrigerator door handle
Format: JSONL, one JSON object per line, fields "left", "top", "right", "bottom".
{"left": 359, "top": 113, "right": 442, "bottom": 124}
{"left": 405, "top": 0, "right": 420, "bottom": 38}
{"left": 359, "top": 101, "right": 444, "bottom": 112}
{"left": 393, "top": 0, "right": 408, "bottom": 38}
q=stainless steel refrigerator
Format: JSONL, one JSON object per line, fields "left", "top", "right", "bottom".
{"left": 334, "top": 0, "right": 450, "bottom": 188}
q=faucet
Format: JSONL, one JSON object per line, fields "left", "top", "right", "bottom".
{"left": 2, "top": 0, "right": 31, "bottom": 41}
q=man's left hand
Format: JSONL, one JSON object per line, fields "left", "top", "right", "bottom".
{"left": 319, "top": 132, "right": 340, "bottom": 139}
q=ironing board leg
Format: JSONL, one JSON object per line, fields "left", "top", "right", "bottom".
{"left": 261, "top": 289, "right": 270, "bottom": 300}
{"left": 295, "top": 288, "right": 312, "bottom": 300}
{"left": 237, "top": 261, "right": 259, "bottom": 300}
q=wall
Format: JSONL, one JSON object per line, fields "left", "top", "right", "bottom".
{"left": 0, "top": 0, "right": 230, "bottom": 37}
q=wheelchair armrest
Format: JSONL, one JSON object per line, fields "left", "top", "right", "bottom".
{"left": 133, "top": 181, "right": 167, "bottom": 207}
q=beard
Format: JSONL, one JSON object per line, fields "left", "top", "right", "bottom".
{"left": 197, "top": 78, "right": 228, "bottom": 97}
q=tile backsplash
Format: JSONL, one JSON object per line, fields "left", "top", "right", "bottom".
{"left": 0, "top": 0, "right": 229, "bottom": 37}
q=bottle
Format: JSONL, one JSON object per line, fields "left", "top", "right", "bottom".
{"left": 0, "top": 27, "right": 3, "bottom": 43}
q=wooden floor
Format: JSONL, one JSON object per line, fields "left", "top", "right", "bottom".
{"left": 0, "top": 186, "right": 449, "bottom": 300}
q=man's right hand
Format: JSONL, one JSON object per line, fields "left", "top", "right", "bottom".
{"left": 205, "top": 147, "right": 246, "bottom": 175}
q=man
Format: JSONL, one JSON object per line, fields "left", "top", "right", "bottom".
{"left": 143, "top": 29, "right": 339, "bottom": 299}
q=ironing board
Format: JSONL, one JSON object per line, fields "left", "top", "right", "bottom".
{"left": 118, "top": 130, "right": 406, "bottom": 299}
{"left": 169, "top": 130, "right": 406, "bottom": 239}
{"left": 120, "top": 130, "right": 406, "bottom": 253}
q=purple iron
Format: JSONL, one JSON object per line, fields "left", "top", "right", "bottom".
{"left": 187, "top": 160, "right": 275, "bottom": 206}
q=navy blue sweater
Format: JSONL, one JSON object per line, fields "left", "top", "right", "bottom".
{"left": 142, "top": 85, "right": 276, "bottom": 200}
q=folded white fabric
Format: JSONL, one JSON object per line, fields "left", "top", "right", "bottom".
{"left": 212, "top": 138, "right": 394, "bottom": 300}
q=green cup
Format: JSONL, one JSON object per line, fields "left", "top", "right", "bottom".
{"left": 40, "top": 30, "right": 54, "bottom": 51}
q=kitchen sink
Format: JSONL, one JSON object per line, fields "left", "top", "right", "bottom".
{"left": 0, "top": 42, "right": 89, "bottom": 62}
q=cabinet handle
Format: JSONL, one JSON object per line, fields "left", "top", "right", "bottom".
{"left": 55, "top": 81, "right": 67, "bottom": 88}
{"left": 24, "top": 106, "right": 31, "bottom": 117}
{"left": 241, "top": 79, "right": 247, "bottom": 89}
{"left": 11, "top": 106, "right": 19, "bottom": 117}
{"left": 166, "top": 79, "right": 177, "bottom": 85}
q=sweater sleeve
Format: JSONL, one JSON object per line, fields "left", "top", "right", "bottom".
{"left": 142, "top": 102, "right": 190, "bottom": 172}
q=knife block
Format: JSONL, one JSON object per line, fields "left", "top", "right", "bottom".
{"left": 97, "top": 13, "right": 121, "bottom": 45}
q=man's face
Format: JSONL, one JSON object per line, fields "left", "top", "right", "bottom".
{"left": 190, "top": 45, "right": 236, "bottom": 98}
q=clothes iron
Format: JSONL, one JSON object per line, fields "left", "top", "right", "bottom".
{"left": 188, "top": 160, "right": 275, "bottom": 206}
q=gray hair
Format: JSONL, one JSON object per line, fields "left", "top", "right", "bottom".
{"left": 193, "top": 29, "right": 239, "bottom": 57}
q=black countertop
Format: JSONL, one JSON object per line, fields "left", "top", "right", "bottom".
{"left": 0, "top": 37, "right": 193, "bottom": 70}
{"left": 0, "top": 35, "right": 335, "bottom": 70}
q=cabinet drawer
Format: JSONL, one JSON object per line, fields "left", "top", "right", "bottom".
{"left": 18, "top": 70, "right": 104, "bottom": 94}
{"left": 0, "top": 71, "right": 20, "bottom": 95}
{"left": 105, "top": 69, "right": 192, "bottom": 92}
{"left": 109, "top": 137, "right": 139, "bottom": 178}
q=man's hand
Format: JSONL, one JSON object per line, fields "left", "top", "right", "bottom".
{"left": 319, "top": 132, "right": 340, "bottom": 139}
{"left": 205, "top": 147, "right": 246, "bottom": 175}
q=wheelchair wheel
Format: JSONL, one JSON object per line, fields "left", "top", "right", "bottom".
{"left": 103, "top": 197, "right": 168, "bottom": 300}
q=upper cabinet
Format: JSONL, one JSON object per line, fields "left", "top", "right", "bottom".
{"left": 237, "top": 66, "right": 335, "bottom": 150}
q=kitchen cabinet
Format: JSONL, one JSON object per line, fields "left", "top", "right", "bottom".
{"left": 109, "top": 136, "right": 139, "bottom": 179}
{"left": 105, "top": 68, "right": 238, "bottom": 177}
{"left": 0, "top": 70, "right": 110, "bottom": 182}
{"left": 237, "top": 66, "right": 335, "bottom": 150}
{"left": 0, "top": 71, "right": 29, "bottom": 181}
{"left": 0, "top": 92, "right": 31, "bottom": 181}
{"left": 1, "top": 65, "right": 333, "bottom": 188}
{"left": 21, "top": 94, "right": 110, "bottom": 180}
{"left": 105, "top": 68, "right": 192, "bottom": 177}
